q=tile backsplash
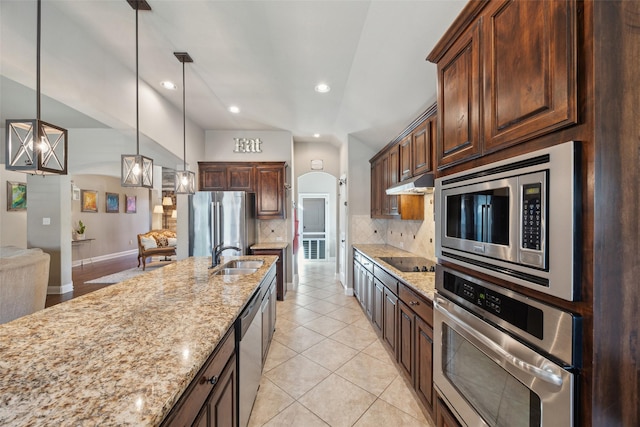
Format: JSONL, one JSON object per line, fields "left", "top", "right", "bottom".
{"left": 351, "top": 193, "right": 436, "bottom": 261}
{"left": 257, "top": 219, "right": 289, "bottom": 242}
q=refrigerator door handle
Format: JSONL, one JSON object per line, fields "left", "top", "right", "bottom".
{"left": 211, "top": 201, "right": 221, "bottom": 248}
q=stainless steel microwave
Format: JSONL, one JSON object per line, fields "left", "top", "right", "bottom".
{"left": 435, "top": 141, "right": 581, "bottom": 301}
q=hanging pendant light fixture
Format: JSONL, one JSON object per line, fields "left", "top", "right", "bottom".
{"left": 174, "top": 52, "right": 196, "bottom": 194}
{"left": 5, "top": 0, "right": 68, "bottom": 175}
{"left": 121, "top": 0, "right": 153, "bottom": 188}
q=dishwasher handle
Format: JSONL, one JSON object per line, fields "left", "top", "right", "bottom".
{"left": 238, "top": 289, "right": 262, "bottom": 339}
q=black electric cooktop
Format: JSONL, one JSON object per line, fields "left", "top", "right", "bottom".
{"left": 379, "top": 256, "right": 436, "bottom": 273}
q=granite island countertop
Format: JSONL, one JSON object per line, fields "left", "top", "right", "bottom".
{"left": 352, "top": 244, "right": 436, "bottom": 301}
{"left": 0, "top": 255, "right": 277, "bottom": 426}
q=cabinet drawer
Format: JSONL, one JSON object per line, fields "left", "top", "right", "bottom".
{"left": 163, "top": 327, "right": 236, "bottom": 426}
{"left": 399, "top": 283, "right": 433, "bottom": 327}
{"left": 374, "top": 265, "right": 399, "bottom": 296}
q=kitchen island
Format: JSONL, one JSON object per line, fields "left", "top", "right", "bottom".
{"left": 0, "top": 255, "right": 277, "bottom": 426}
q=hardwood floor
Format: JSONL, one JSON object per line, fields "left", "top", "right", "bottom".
{"left": 45, "top": 254, "right": 139, "bottom": 308}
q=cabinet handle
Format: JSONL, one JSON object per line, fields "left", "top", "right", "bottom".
{"left": 203, "top": 375, "right": 218, "bottom": 386}
{"left": 410, "top": 301, "right": 419, "bottom": 306}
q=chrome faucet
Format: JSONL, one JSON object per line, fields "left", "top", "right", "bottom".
{"left": 210, "top": 243, "right": 242, "bottom": 268}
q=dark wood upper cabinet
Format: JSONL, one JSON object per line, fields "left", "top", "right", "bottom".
{"left": 411, "top": 118, "right": 434, "bottom": 176}
{"left": 435, "top": 20, "right": 483, "bottom": 169}
{"left": 399, "top": 135, "right": 412, "bottom": 181}
{"left": 386, "top": 144, "right": 400, "bottom": 216}
{"left": 255, "top": 163, "right": 286, "bottom": 219}
{"left": 199, "top": 161, "right": 286, "bottom": 219}
{"left": 428, "top": 0, "right": 577, "bottom": 170}
{"left": 199, "top": 164, "right": 227, "bottom": 191}
{"left": 227, "top": 166, "right": 253, "bottom": 191}
{"left": 482, "top": 0, "right": 577, "bottom": 152}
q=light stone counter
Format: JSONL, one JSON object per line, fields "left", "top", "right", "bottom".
{"left": 0, "top": 255, "right": 277, "bottom": 426}
{"left": 353, "top": 244, "right": 436, "bottom": 301}
{"left": 251, "top": 242, "right": 289, "bottom": 250}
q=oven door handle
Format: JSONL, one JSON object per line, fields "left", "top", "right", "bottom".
{"left": 435, "top": 297, "right": 564, "bottom": 387}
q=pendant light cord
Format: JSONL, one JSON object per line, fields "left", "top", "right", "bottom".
{"left": 182, "top": 60, "right": 186, "bottom": 171}
{"left": 36, "top": 0, "right": 41, "bottom": 121}
{"left": 135, "top": 6, "right": 140, "bottom": 155}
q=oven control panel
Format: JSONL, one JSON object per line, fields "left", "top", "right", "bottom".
{"left": 443, "top": 271, "right": 543, "bottom": 339}
{"left": 522, "top": 182, "right": 542, "bottom": 251}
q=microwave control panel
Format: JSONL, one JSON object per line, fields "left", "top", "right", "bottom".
{"left": 522, "top": 183, "right": 542, "bottom": 251}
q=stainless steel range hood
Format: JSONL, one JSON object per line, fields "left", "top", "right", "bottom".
{"left": 386, "top": 173, "right": 435, "bottom": 195}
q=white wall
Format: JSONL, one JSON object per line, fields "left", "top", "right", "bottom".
{"left": 0, "top": 168, "right": 29, "bottom": 248}
{"left": 294, "top": 141, "right": 341, "bottom": 178}
{"left": 71, "top": 175, "right": 150, "bottom": 264}
{"left": 204, "top": 129, "right": 294, "bottom": 284}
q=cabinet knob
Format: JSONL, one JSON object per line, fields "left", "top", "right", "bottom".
{"left": 203, "top": 375, "right": 218, "bottom": 386}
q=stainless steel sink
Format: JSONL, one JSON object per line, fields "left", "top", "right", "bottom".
{"left": 212, "top": 267, "right": 258, "bottom": 276}
{"left": 224, "top": 260, "right": 264, "bottom": 269}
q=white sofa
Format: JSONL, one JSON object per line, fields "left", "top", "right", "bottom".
{"left": 0, "top": 246, "right": 50, "bottom": 324}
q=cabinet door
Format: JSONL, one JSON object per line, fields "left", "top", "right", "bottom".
{"left": 383, "top": 287, "right": 398, "bottom": 358}
{"left": 191, "top": 356, "right": 237, "bottom": 427}
{"left": 261, "top": 293, "right": 271, "bottom": 363}
{"left": 255, "top": 164, "right": 285, "bottom": 219}
{"left": 353, "top": 260, "right": 361, "bottom": 301}
{"left": 436, "top": 397, "right": 462, "bottom": 427}
{"left": 364, "top": 270, "right": 374, "bottom": 320}
{"left": 483, "top": 0, "right": 577, "bottom": 152}
{"left": 412, "top": 117, "right": 434, "bottom": 176}
{"left": 398, "top": 301, "right": 415, "bottom": 383}
{"left": 372, "top": 280, "right": 384, "bottom": 336}
{"left": 227, "top": 166, "right": 253, "bottom": 191}
{"left": 436, "top": 20, "right": 482, "bottom": 169}
{"left": 199, "top": 165, "right": 226, "bottom": 191}
{"left": 415, "top": 316, "right": 434, "bottom": 415}
{"left": 370, "top": 158, "right": 384, "bottom": 218}
{"left": 386, "top": 145, "right": 400, "bottom": 216}
{"left": 399, "top": 135, "right": 412, "bottom": 181}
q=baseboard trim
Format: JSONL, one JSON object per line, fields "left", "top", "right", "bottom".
{"left": 72, "top": 249, "right": 138, "bottom": 267}
{"left": 47, "top": 282, "right": 74, "bottom": 295}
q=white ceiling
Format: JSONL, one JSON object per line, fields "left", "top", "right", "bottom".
{"left": 1, "top": 0, "right": 465, "bottom": 154}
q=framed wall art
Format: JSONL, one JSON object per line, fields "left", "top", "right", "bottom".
{"left": 7, "top": 181, "right": 27, "bottom": 211}
{"left": 81, "top": 190, "right": 98, "bottom": 212}
{"left": 125, "top": 195, "right": 137, "bottom": 213}
{"left": 105, "top": 192, "right": 119, "bottom": 213}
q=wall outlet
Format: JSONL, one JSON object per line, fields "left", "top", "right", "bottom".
{"left": 398, "top": 242, "right": 404, "bottom": 248}
{"left": 276, "top": 236, "right": 283, "bottom": 241}
{"left": 42, "top": 217, "right": 50, "bottom": 225}
{"left": 129, "top": 240, "right": 133, "bottom": 245}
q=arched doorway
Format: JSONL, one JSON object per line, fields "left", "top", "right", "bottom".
{"left": 297, "top": 172, "right": 338, "bottom": 268}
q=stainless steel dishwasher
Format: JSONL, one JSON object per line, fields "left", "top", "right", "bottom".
{"left": 237, "top": 288, "right": 262, "bottom": 427}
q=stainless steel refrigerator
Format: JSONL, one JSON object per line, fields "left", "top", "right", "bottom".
{"left": 188, "top": 191, "right": 256, "bottom": 259}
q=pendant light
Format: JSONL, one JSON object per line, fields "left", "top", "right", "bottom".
{"left": 121, "top": 0, "right": 153, "bottom": 188}
{"left": 5, "top": 0, "right": 68, "bottom": 175}
{"left": 174, "top": 52, "right": 196, "bottom": 194}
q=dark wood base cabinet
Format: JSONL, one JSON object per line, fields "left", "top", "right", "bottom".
{"left": 436, "top": 397, "right": 462, "bottom": 427}
{"left": 251, "top": 247, "right": 287, "bottom": 300}
{"left": 161, "top": 328, "right": 236, "bottom": 427}
{"left": 193, "top": 355, "right": 237, "bottom": 427}
{"left": 353, "top": 249, "right": 435, "bottom": 422}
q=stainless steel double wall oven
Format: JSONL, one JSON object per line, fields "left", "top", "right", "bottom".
{"left": 433, "top": 141, "right": 582, "bottom": 427}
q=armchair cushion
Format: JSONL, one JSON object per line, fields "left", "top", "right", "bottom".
{"left": 137, "top": 230, "right": 177, "bottom": 270}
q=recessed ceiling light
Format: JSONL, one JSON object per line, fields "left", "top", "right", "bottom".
{"left": 314, "top": 83, "right": 330, "bottom": 93}
{"left": 228, "top": 105, "right": 240, "bottom": 114}
{"left": 313, "top": 133, "right": 320, "bottom": 138}
{"left": 160, "top": 81, "right": 177, "bottom": 90}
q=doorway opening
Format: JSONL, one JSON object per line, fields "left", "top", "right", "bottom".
{"left": 299, "top": 195, "right": 328, "bottom": 261}
{"left": 296, "top": 172, "right": 337, "bottom": 268}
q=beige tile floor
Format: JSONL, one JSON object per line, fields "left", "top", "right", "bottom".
{"left": 248, "top": 262, "right": 435, "bottom": 427}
